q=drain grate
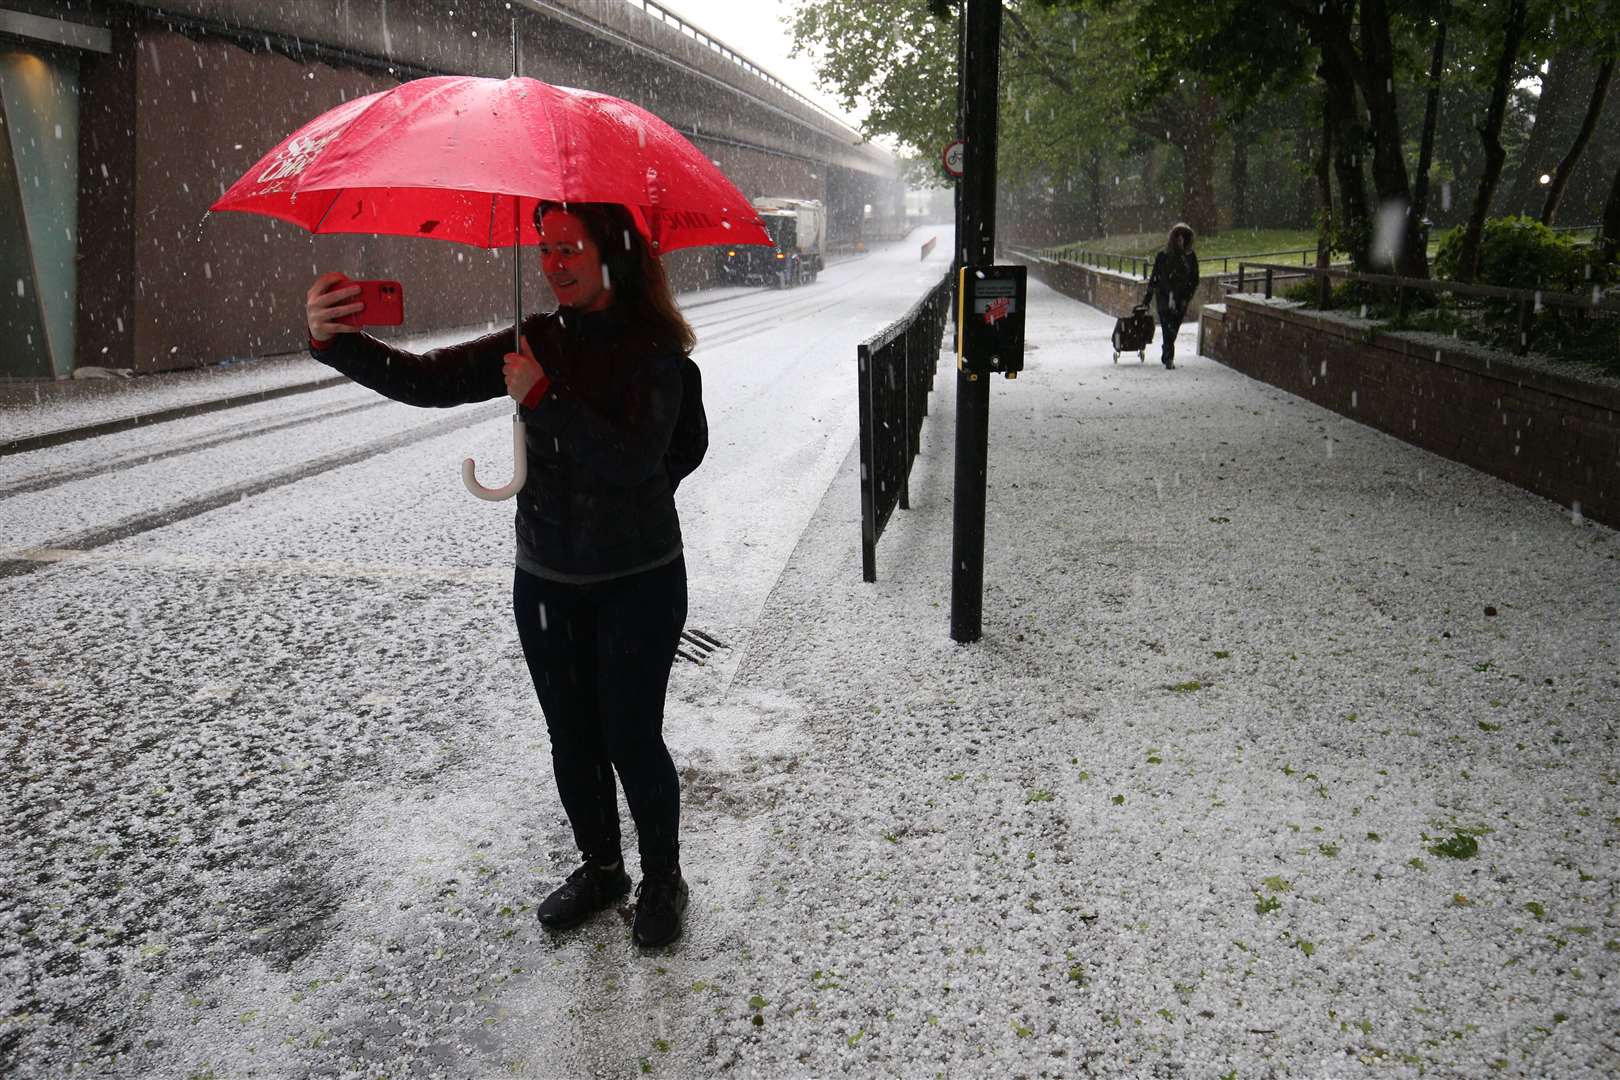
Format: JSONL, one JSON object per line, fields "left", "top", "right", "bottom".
{"left": 677, "top": 627, "right": 727, "bottom": 665}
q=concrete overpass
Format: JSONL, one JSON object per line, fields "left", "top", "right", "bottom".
{"left": 0, "top": 0, "right": 901, "bottom": 374}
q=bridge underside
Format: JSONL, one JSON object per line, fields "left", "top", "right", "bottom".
{"left": 12, "top": 0, "right": 903, "bottom": 371}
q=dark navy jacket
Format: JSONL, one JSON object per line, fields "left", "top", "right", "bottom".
{"left": 311, "top": 309, "right": 696, "bottom": 583}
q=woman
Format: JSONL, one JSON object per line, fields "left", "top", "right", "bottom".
{"left": 1142, "top": 223, "right": 1200, "bottom": 370}
{"left": 303, "top": 201, "right": 703, "bottom": 948}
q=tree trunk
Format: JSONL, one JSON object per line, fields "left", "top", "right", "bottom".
{"left": 1600, "top": 159, "right": 1620, "bottom": 265}
{"left": 1315, "top": 88, "right": 1335, "bottom": 306}
{"left": 1540, "top": 56, "right": 1615, "bottom": 225}
{"left": 1316, "top": 95, "right": 1334, "bottom": 259}
{"left": 1176, "top": 92, "right": 1220, "bottom": 236}
{"left": 1456, "top": 0, "right": 1529, "bottom": 283}
{"left": 1505, "top": 47, "right": 1586, "bottom": 215}
{"left": 1231, "top": 115, "right": 1251, "bottom": 230}
{"left": 1355, "top": 0, "right": 1428, "bottom": 277}
{"left": 1086, "top": 150, "right": 1105, "bottom": 238}
{"left": 1321, "top": 49, "right": 1372, "bottom": 269}
{"left": 1411, "top": 0, "right": 1449, "bottom": 225}
{"left": 1296, "top": 121, "right": 1318, "bottom": 228}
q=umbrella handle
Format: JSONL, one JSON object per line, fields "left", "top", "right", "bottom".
{"left": 462, "top": 413, "right": 527, "bottom": 501}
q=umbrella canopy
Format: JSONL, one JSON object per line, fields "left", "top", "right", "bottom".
{"left": 210, "top": 75, "right": 771, "bottom": 253}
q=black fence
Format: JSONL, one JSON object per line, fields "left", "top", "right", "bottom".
{"left": 1234, "top": 261, "right": 1619, "bottom": 357}
{"left": 858, "top": 270, "right": 954, "bottom": 582}
{"left": 1034, "top": 245, "right": 1320, "bottom": 278}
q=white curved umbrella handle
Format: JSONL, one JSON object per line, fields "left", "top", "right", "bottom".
{"left": 462, "top": 413, "right": 527, "bottom": 501}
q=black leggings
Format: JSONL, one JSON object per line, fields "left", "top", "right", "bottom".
{"left": 1157, "top": 300, "right": 1185, "bottom": 362}
{"left": 512, "top": 557, "right": 687, "bottom": 872}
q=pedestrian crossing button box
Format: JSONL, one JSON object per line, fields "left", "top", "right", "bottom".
{"left": 957, "top": 264, "right": 1026, "bottom": 376}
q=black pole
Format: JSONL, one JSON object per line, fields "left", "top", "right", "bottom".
{"left": 949, "top": 0, "right": 1001, "bottom": 644}
{"left": 950, "top": 0, "right": 965, "bottom": 313}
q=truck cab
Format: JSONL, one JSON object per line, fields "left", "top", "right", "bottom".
{"left": 719, "top": 198, "right": 825, "bottom": 288}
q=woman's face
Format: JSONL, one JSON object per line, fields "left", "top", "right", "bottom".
{"left": 538, "top": 210, "right": 613, "bottom": 312}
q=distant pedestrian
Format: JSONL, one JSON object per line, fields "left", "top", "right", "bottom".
{"left": 1142, "top": 223, "right": 1200, "bottom": 369}
{"left": 302, "top": 200, "right": 704, "bottom": 948}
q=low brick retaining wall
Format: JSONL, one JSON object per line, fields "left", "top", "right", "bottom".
{"left": 1014, "top": 253, "right": 1228, "bottom": 319}
{"left": 1199, "top": 296, "right": 1619, "bottom": 528}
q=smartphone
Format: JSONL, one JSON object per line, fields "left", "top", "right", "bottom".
{"left": 336, "top": 279, "right": 404, "bottom": 326}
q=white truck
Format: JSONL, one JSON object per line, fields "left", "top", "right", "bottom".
{"left": 720, "top": 197, "right": 826, "bottom": 288}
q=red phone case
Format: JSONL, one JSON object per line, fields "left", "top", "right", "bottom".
{"left": 337, "top": 279, "right": 404, "bottom": 326}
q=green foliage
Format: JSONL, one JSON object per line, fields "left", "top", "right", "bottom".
{"left": 1428, "top": 833, "right": 1480, "bottom": 860}
{"left": 791, "top": 1, "right": 1150, "bottom": 185}
{"left": 1432, "top": 216, "right": 1593, "bottom": 291}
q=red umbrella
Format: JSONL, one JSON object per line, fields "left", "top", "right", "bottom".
{"left": 211, "top": 75, "right": 770, "bottom": 253}
{"left": 209, "top": 75, "right": 770, "bottom": 500}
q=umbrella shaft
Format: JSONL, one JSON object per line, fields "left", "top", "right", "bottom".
{"left": 513, "top": 199, "right": 523, "bottom": 384}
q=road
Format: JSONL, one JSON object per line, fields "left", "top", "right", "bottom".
{"left": 0, "top": 229, "right": 954, "bottom": 1078}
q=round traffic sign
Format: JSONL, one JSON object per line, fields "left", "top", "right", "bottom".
{"left": 943, "top": 139, "right": 964, "bottom": 178}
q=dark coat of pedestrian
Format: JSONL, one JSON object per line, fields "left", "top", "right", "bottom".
{"left": 302, "top": 200, "right": 702, "bottom": 948}
{"left": 1142, "top": 222, "right": 1200, "bottom": 369}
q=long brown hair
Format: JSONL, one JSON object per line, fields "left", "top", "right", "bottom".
{"left": 536, "top": 201, "right": 696, "bottom": 353}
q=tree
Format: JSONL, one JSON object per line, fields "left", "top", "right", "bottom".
{"left": 1540, "top": 54, "right": 1615, "bottom": 224}
{"left": 1293, "top": 0, "right": 1432, "bottom": 276}
{"left": 1533, "top": 7, "right": 1620, "bottom": 226}
{"left": 789, "top": 2, "right": 959, "bottom": 162}
{"left": 1410, "top": 0, "right": 1450, "bottom": 229}
{"left": 792, "top": 1, "right": 1198, "bottom": 241}
{"left": 1121, "top": 0, "right": 1432, "bottom": 274}
{"left": 1455, "top": 0, "right": 1531, "bottom": 283}
{"left": 1502, "top": 45, "right": 1590, "bottom": 215}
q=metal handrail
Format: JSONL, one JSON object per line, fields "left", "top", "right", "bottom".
{"left": 623, "top": 0, "right": 861, "bottom": 135}
{"left": 1232, "top": 260, "right": 1617, "bottom": 357}
{"left": 1032, "top": 246, "right": 1323, "bottom": 278}
{"left": 1234, "top": 261, "right": 1618, "bottom": 310}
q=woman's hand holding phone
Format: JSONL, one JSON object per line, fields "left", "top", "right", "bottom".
{"left": 306, "top": 272, "right": 363, "bottom": 343}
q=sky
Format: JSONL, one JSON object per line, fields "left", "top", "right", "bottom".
{"left": 648, "top": 0, "right": 868, "bottom": 131}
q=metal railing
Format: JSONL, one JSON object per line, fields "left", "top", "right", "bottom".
{"left": 858, "top": 270, "right": 954, "bottom": 582}
{"left": 1032, "top": 245, "right": 1321, "bottom": 278}
{"left": 620, "top": 0, "right": 861, "bottom": 135}
{"left": 1233, "top": 261, "right": 1619, "bottom": 356}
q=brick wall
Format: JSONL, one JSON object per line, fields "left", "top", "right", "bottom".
{"left": 1199, "top": 297, "right": 1619, "bottom": 528}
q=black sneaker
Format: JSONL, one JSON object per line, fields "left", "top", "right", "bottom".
{"left": 632, "top": 867, "right": 690, "bottom": 947}
{"left": 537, "top": 861, "right": 631, "bottom": 931}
